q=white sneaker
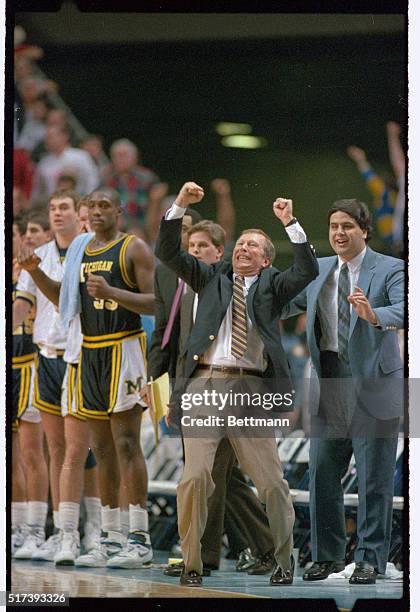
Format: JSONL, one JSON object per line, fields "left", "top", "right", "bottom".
{"left": 14, "top": 527, "right": 45, "bottom": 559}
{"left": 75, "top": 531, "right": 125, "bottom": 568}
{"left": 54, "top": 530, "right": 81, "bottom": 566}
{"left": 12, "top": 524, "right": 30, "bottom": 555}
{"left": 106, "top": 531, "right": 153, "bottom": 569}
{"left": 81, "top": 521, "right": 101, "bottom": 553}
{"left": 32, "top": 533, "right": 61, "bottom": 561}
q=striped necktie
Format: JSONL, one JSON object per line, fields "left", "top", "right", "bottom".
{"left": 231, "top": 275, "right": 248, "bottom": 359}
{"left": 337, "top": 263, "right": 350, "bottom": 363}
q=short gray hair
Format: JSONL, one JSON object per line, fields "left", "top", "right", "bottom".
{"left": 110, "top": 138, "right": 138, "bottom": 158}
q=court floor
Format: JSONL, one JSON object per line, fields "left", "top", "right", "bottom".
{"left": 11, "top": 551, "right": 403, "bottom": 608}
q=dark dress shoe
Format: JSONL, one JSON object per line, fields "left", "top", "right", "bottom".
{"left": 165, "top": 561, "right": 211, "bottom": 577}
{"left": 247, "top": 552, "right": 275, "bottom": 575}
{"left": 270, "top": 556, "right": 295, "bottom": 586}
{"left": 236, "top": 548, "right": 256, "bottom": 572}
{"left": 180, "top": 570, "right": 203, "bottom": 586}
{"left": 303, "top": 560, "right": 346, "bottom": 581}
{"left": 349, "top": 562, "right": 378, "bottom": 585}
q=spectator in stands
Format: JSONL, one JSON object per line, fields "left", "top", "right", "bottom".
{"left": 15, "top": 96, "right": 49, "bottom": 155}
{"left": 13, "top": 188, "right": 30, "bottom": 218}
{"left": 386, "top": 121, "right": 406, "bottom": 257}
{"left": 101, "top": 138, "right": 161, "bottom": 241}
{"left": 15, "top": 76, "right": 45, "bottom": 145}
{"left": 347, "top": 141, "right": 397, "bottom": 253}
{"left": 31, "top": 108, "right": 74, "bottom": 163}
{"left": 13, "top": 149, "right": 33, "bottom": 201}
{"left": 45, "top": 108, "right": 70, "bottom": 131}
{"left": 80, "top": 134, "right": 109, "bottom": 174}
{"left": 56, "top": 168, "right": 78, "bottom": 192}
{"left": 31, "top": 125, "right": 99, "bottom": 203}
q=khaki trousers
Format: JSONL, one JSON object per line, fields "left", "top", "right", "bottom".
{"left": 177, "top": 370, "right": 295, "bottom": 573}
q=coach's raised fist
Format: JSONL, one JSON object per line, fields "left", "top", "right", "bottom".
{"left": 273, "top": 197, "right": 293, "bottom": 225}
{"left": 17, "top": 246, "right": 42, "bottom": 272}
{"left": 175, "top": 182, "right": 205, "bottom": 208}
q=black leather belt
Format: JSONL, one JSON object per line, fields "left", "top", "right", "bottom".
{"left": 196, "top": 364, "right": 263, "bottom": 377}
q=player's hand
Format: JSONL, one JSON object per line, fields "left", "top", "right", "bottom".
{"left": 346, "top": 146, "right": 366, "bottom": 162}
{"left": 149, "top": 182, "right": 169, "bottom": 201}
{"left": 347, "top": 286, "right": 378, "bottom": 325}
{"left": 211, "top": 178, "right": 231, "bottom": 196}
{"left": 86, "top": 273, "right": 113, "bottom": 299}
{"left": 140, "top": 385, "right": 151, "bottom": 407}
{"left": 273, "top": 197, "right": 293, "bottom": 225}
{"left": 165, "top": 401, "right": 179, "bottom": 429}
{"left": 17, "top": 246, "right": 42, "bottom": 272}
{"left": 386, "top": 121, "right": 401, "bottom": 138}
{"left": 175, "top": 182, "right": 205, "bottom": 208}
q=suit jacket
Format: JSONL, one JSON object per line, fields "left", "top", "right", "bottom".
{"left": 282, "top": 246, "right": 405, "bottom": 419}
{"left": 155, "top": 217, "right": 319, "bottom": 411}
{"left": 147, "top": 264, "right": 179, "bottom": 381}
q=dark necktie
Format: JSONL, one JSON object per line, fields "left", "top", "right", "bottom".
{"left": 337, "top": 263, "right": 350, "bottom": 363}
{"left": 161, "top": 279, "right": 185, "bottom": 349}
{"left": 231, "top": 275, "right": 248, "bottom": 359}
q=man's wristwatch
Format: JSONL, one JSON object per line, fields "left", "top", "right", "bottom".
{"left": 285, "top": 217, "right": 298, "bottom": 227}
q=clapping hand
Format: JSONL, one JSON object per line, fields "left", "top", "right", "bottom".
{"left": 348, "top": 286, "right": 378, "bottom": 325}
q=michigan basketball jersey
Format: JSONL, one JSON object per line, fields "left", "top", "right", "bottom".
{"left": 79, "top": 234, "right": 141, "bottom": 337}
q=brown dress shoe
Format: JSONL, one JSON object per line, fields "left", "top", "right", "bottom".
{"left": 247, "top": 552, "right": 275, "bottom": 575}
{"left": 303, "top": 560, "right": 346, "bottom": 581}
{"left": 269, "top": 556, "right": 295, "bottom": 586}
{"left": 349, "top": 562, "right": 378, "bottom": 585}
{"left": 236, "top": 548, "right": 256, "bottom": 572}
{"left": 180, "top": 570, "right": 203, "bottom": 587}
{"left": 165, "top": 561, "right": 211, "bottom": 577}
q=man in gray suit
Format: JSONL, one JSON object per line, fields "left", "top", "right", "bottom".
{"left": 282, "top": 199, "right": 404, "bottom": 585}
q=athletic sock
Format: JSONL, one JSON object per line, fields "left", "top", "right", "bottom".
{"left": 59, "top": 502, "right": 80, "bottom": 533}
{"left": 53, "top": 510, "right": 61, "bottom": 531}
{"left": 120, "top": 509, "right": 129, "bottom": 537}
{"left": 84, "top": 497, "right": 101, "bottom": 529}
{"left": 129, "top": 504, "right": 149, "bottom": 533}
{"left": 101, "top": 506, "right": 121, "bottom": 533}
{"left": 12, "top": 502, "right": 28, "bottom": 528}
{"left": 27, "top": 501, "right": 48, "bottom": 529}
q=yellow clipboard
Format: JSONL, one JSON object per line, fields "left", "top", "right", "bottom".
{"left": 148, "top": 373, "right": 170, "bottom": 445}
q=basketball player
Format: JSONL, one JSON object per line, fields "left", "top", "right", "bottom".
{"left": 14, "top": 190, "right": 90, "bottom": 563}
{"left": 12, "top": 216, "right": 50, "bottom": 555}
{"left": 17, "top": 188, "right": 155, "bottom": 569}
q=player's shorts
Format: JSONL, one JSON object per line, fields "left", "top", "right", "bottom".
{"left": 61, "top": 362, "right": 85, "bottom": 421}
{"left": 33, "top": 352, "right": 67, "bottom": 416}
{"left": 12, "top": 356, "right": 41, "bottom": 432}
{"left": 79, "top": 329, "right": 147, "bottom": 421}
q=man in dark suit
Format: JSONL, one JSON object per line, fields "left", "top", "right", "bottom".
{"left": 147, "top": 207, "right": 202, "bottom": 382}
{"left": 282, "top": 199, "right": 404, "bottom": 585}
{"left": 156, "top": 181, "right": 319, "bottom": 586}
{"left": 148, "top": 217, "right": 274, "bottom": 575}
{"left": 166, "top": 220, "right": 274, "bottom": 576}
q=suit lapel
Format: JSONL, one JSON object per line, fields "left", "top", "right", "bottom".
{"left": 313, "top": 257, "right": 337, "bottom": 307}
{"left": 246, "top": 276, "right": 259, "bottom": 325}
{"left": 349, "top": 247, "right": 377, "bottom": 339}
{"left": 165, "top": 269, "right": 178, "bottom": 305}
{"left": 220, "top": 273, "right": 233, "bottom": 314}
